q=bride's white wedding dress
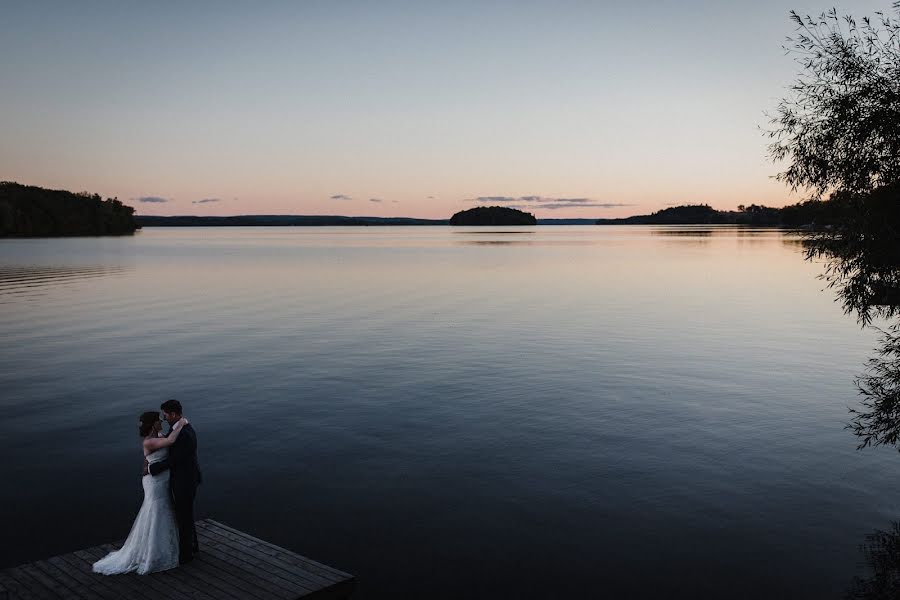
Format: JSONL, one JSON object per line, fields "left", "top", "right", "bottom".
{"left": 93, "top": 448, "right": 179, "bottom": 575}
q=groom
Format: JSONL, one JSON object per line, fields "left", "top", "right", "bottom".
{"left": 146, "top": 398, "right": 202, "bottom": 564}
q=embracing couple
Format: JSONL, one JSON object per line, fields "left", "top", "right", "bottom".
{"left": 93, "top": 399, "right": 202, "bottom": 575}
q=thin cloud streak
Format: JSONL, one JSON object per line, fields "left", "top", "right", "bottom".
{"left": 330, "top": 194, "right": 352, "bottom": 200}
{"left": 468, "top": 196, "right": 594, "bottom": 204}
{"left": 533, "top": 202, "right": 632, "bottom": 210}
{"left": 192, "top": 198, "right": 221, "bottom": 204}
{"left": 136, "top": 196, "right": 169, "bottom": 203}
{"left": 468, "top": 196, "right": 632, "bottom": 210}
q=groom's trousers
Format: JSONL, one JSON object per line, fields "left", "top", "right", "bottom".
{"left": 172, "top": 486, "right": 199, "bottom": 563}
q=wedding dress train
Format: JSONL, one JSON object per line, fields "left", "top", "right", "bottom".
{"left": 93, "top": 448, "right": 179, "bottom": 575}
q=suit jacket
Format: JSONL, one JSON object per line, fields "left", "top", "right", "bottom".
{"left": 148, "top": 422, "right": 202, "bottom": 495}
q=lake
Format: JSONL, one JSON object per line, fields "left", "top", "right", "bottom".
{"left": 1, "top": 226, "right": 896, "bottom": 598}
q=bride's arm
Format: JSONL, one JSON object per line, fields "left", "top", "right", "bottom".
{"left": 142, "top": 418, "right": 188, "bottom": 452}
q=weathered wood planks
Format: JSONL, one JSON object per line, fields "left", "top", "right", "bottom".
{"left": 0, "top": 519, "right": 354, "bottom": 600}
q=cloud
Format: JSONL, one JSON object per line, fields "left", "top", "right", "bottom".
{"left": 192, "top": 198, "right": 221, "bottom": 204}
{"left": 534, "top": 202, "right": 632, "bottom": 210}
{"left": 330, "top": 194, "right": 352, "bottom": 200}
{"left": 427, "top": 196, "right": 435, "bottom": 199}
{"left": 467, "top": 196, "right": 632, "bottom": 210}
{"left": 369, "top": 198, "right": 383, "bottom": 203}
{"left": 136, "top": 196, "right": 169, "bottom": 203}
{"left": 468, "top": 196, "right": 593, "bottom": 204}
{"left": 392, "top": 200, "right": 399, "bottom": 203}
{"left": 470, "top": 196, "right": 518, "bottom": 203}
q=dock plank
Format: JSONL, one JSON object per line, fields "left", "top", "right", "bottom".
{"left": 0, "top": 519, "right": 354, "bottom": 600}
{"left": 78, "top": 548, "right": 186, "bottom": 600}
{"left": 28, "top": 562, "right": 100, "bottom": 600}
{"left": 44, "top": 556, "right": 116, "bottom": 600}
{"left": 197, "top": 525, "right": 330, "bottom": 590}
{"left": 197, "top": 523, "right": 356, "bottom": 599}
{"left": 0, "top": 572, "right": 38, "bottom": 600}
{"left": 46, "top": 555, "right": 137, "bottom": 600}
{"left": 187, "top": 553, "right": 287, "bottom": 600}
{"left": 193, "top": 536, "right": 315, "bottom": 596}
{"left": 72, "top": 549, "right": 171, "bottom": 600}
{"left": 15, "top": 564, "right": 81, "bottom": 600}
{"left": 192, "top": 552, "right": 296, "bottom": 600}
{"left": 206, "top": 521, "right": 352, "bottom": 581}
{"left": 97, "top": 543, "right": 219, "bottom": 600}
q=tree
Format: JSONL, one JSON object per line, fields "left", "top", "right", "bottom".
{"left": 766, "top": 4, "right": 900, "bottom": 199}
{"left": 768, "top": 5, "right": 900, "bottom": 453}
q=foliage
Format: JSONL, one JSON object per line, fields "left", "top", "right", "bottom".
{"left": 0, "top": 181, "right": 138, "bottom": 236}
{"left": 594, "top": 201, "right": 845, "bottom": 226}
{"left": 450, "top": 206, "right": 537, "bottom": 226}
{"left": 766, "top": 4, "right": 900, "bottom": 199}
{"left": 767, "top": 5, "right": 900, "bottom": 453}
{"left": 804, "top": 183, "right": 900, "bottom": 325}
{"left": 849, "top": 324, "right": 900, "bottom": 451}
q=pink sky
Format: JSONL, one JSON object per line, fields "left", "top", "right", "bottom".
{"left": 3, "top": 1, "right": 863, "bottom": 220}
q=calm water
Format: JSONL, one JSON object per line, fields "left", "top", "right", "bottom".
{"left": 1, "top": 226, "right": 897, "bottom": 598}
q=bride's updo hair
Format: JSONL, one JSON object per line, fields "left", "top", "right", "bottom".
{"left": 139, "top": 411, "right": 159, "bottom": 437}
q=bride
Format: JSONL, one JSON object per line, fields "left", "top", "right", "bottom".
{"left": 93, "top": 411, "right": 189, "bottom": 575}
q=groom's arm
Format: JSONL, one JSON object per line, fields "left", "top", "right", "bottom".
{"left": 148, "top": 456, "right": 171, "bottom": 476}
{"left": 148, "top": 427, "right": 192, "bottom": 476}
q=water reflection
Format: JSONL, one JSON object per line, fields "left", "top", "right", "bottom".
{"left": 805, "top": 186, "right": 900, "bottom": 325}
{"left": 458, "top": 240, "right": 538, "bottom": 246}
{"left": 453, "top": 231, "right": 535, "bottom": 234}
{"left": 645, "top": 226, "right": 809, "bottom": 251}
{"left": 810, "top": 188, "right": 900, "bottom": 450}
{"left": 846, "top": 523, "right": 900, "bottom": 599}
{"left": 802, "top": 186, "right": 900, "bottom": 595}
{"left": 0, "top": 264, "right": 129, "bottom": 299}
{"left": 0, "top": 226, "right": 892, "bottom": 598}
{"left": 651, "top": 229, "right": 714, "bottom": 236}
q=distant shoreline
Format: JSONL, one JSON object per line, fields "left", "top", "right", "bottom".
{"left": 136, "top": 204, "right": 819, "bottom": 228}
{"left": 1, "top": 181, "right": 812, "bottom": 236}
{"left": 135, "top": 215, "right": 603, "bottom": 227}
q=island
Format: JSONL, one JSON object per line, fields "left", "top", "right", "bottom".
{"left": 450, "top": 206, "right": 537, "bottom": 226}
{"left": 0, "top": 182, "right": 139, "bottom": 237}
{"left": 595, "top": 203, "right": 831, "bottom": 227}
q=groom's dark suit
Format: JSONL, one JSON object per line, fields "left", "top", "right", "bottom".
{"left": 149, "top": 422, "right": 202, "bottom": 563}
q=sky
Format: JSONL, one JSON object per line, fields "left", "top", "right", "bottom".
{"left": 1, "top": 1, "right": 893, "bottom": 219}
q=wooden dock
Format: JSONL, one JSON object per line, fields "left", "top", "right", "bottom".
{"left": 0, "top": 519, "right": 355, "bottom": 600}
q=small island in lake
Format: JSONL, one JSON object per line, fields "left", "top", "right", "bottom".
{"left": 450, "top": 206, "right": 537, "bottom": 226}
{"left": 0, "top": 182, "right": 139, "bottom": 237}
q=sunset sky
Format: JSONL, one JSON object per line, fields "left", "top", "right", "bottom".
{"left": 1, "top": 1, "right": 891, "bottom": 219}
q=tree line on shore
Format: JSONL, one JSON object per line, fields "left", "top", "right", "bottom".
{"left": 0, "top": 182, "right": 138, "bottom": 237}
{"left": 594, "top": 197, "right": 872, "bottom": 227}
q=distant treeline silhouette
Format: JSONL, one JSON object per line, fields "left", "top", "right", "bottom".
{"left": 450, "top": 206, "right": 537, "bottom": 226}
{"left": 136, "top": 215, "right": 449, "bottom": 227}
{"left": 137, "top": 215, "right": 596, "bottom": 227}
{"left": 595, "top": 201, "right": 845, "bottom": 227}
{"left": 0, "top": 182, "right": 138, "bottom": 237}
